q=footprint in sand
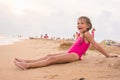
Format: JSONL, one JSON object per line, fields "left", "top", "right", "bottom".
{"left": 109, "top": 60, "right": 120, "bottom": 69}
{"left": 95, "top": 59, "right": 106, "bottom": 64}
{"left": 43, "top": 74, "right": 59, "bottom": 79}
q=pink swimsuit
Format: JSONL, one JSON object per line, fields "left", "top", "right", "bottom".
{"left": 67, "top": 36, "right": 90, "bottom": 59}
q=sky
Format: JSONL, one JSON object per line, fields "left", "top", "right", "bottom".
{"left": 0, "top": 0, "right": 120, "bottom": 42}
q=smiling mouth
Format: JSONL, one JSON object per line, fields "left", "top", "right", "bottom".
{"left": 78, "top": 28, "right": 82, "bottom": 30}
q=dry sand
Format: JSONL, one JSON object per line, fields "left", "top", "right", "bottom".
{"left": 0, "top": 39, "right": 120, "bottom": 80}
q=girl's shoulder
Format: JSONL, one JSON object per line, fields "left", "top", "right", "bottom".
{"left": 84, "top": 31, "right": 93, "bottom": 38}
{"left": 84, "top": 31, "right": 91, "bottom": 35}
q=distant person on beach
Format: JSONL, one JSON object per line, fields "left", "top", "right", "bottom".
{"left": 44, "top": 34, "right": 48, "bottom": 39}
{"left": 14, "top": 16, "right": 118, "bottom": 70}
{"left": 40, "top": 35, "right": 43, "bottom": 38}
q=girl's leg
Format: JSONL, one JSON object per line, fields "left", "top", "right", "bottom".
{"left": 14, "top": 53, "right": 79, "bottom": 70}
{"left": 15, "top": 53, "right": 65, "bottom": 63}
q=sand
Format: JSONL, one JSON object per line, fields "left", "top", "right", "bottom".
{"left": 0, "top": 39, "right": 120, "bottom": 80}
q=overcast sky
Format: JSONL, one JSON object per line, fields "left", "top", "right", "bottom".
{"left": 0, "top": 0, "right": 120, "bottom": 41}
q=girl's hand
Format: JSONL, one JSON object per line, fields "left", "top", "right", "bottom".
{"left": 108, "top": 55, "right": 118, "bottom": 58}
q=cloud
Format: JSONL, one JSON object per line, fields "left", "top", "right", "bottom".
{"left": 93, "top": 10, "right": 120, "bottom": 41}
{"left": 0, "top": 0, "right": 120, "bottom": 41}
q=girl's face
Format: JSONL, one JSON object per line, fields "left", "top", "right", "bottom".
{"left": 77, "top": 19, "right": 89, "bottom": 33}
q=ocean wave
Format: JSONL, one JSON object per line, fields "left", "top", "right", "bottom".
{"left": 0, "top": 36, "right": 25, "bottom": 45}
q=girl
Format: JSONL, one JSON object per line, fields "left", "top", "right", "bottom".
{"left": 14, "top": 16, "right": 117, "bottom": 70}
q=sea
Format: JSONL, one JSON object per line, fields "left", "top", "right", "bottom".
{"left": 0, "top": 36, "right": 27, "bottom": 45}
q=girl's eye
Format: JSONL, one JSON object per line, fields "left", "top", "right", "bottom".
{"left": 77, "top": 23, "right": 79, "bottom": 24}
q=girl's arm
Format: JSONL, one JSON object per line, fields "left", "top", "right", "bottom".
{"left": 84, "top": 32, "right": 117, "bottom": 58}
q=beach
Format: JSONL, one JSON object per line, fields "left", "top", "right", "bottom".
{"left": 0, "top": 39, "right": 120, "bottom": 80}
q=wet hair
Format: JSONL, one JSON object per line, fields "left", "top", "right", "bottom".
{"left": 78, "top": 16, "right": 92, "bottom": 31}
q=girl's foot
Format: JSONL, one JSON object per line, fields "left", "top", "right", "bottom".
{"left": 14, "top": 60, "right": 29, "bottom": 70}
{"left": 15, "top": 58, "right": 26, "bottom": 62}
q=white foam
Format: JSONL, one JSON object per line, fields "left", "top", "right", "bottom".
{"left": 0, "top": 36, "right": 25, "bottom": 45}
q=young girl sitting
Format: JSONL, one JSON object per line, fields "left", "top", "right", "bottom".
{"left": 14, "top": 16, "right": 118, "bottom": 70}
